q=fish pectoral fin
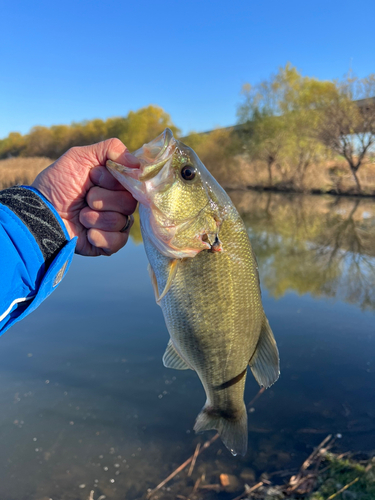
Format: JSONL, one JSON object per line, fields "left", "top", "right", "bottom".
{"left": 249, "top": 314, "right": 280, "bottom": 388}
{"left": 148, "top": 260, "right": 179, "bottom": 305}
{"left": 163, "top": 339, "right": 192, "bottom": 370}
{"left": 147, "top": 264, "right": 160, "bottom": 304}
{"left": 156, "top": 259, "right": 179, "bottom": 304}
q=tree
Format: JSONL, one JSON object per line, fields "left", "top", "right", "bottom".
{"left": 105, "top": 117, "right": 128, "bottom": 143}
{"left": 282, "top": 109, "right": 327, "bottom": 188}
{"left": 317, "top": 74, "right": 375, "bottom": 193}
{"left": 275, "top": 73, "right": 335, "bottom": 188}
{"left": 183, "top": 128, "right": 242, "bottom": 185}
{"left": 123, "top": 105, "right": 180, "bottom": 152}
{"left": 23, "top": 126, "right": 54, "bottom": 157}
{"left": 0, "top": 105, "right": 179, "bottom": 160}
{"left": 0, "top": 132, "right": 27, "bottom": 158}
{"left": 237, "top": 81, "right": 289, "bottom": 187}
{"left": 48, "top": 125, "right": 74, "bottom": 158}
{"left": 237, "top": 64, "right": 331, "bottom": 189}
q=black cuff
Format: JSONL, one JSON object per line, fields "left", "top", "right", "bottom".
{"left": 0, "top": 186, "right": 68, "bottom": 269}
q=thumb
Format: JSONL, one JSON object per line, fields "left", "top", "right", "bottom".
{"left": 105, "top": 138, "right": 140, "bottom": 167}
{"left": 68, "top": 138, "right": 140, "bottom": 169}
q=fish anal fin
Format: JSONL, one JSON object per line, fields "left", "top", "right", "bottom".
{"left": 163, "top": 339, "right": 191, "bottom": 370}
{"left": 157, "top": 259, "right": 179, "bottom": 303}
{"left": 249, "top": 314, "right": 280, "bottom": 389}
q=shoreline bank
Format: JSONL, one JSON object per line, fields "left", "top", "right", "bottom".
{"left": 226, "top": 184, "right": 375, "bottom": 199}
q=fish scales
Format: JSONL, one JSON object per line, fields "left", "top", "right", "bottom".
{"left": 144, "top": 208, "right": 262, "bottom": 393}
{"left": 106, "top": 129, "right": 280, "bottom": 456}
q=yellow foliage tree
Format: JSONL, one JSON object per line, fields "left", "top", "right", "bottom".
{"left": 0, "top": 105, "right": 179, "bottom": 159}
{"left": 123, "top": 105, "right": 180, "bottom": 152}
{"left": 237, "top": 64, "right": 334, "bottom": 189}
{"left": 183, "top": 128, "right": 242, "bottom": 185}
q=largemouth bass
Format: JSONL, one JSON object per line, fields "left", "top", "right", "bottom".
{"left": 106, "top": 129, "right": 279, "bottom": 456}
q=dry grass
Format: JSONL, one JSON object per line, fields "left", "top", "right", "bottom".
{"left": 214, "top": 156, "right": 375, "bottom": 195}
{"left": 1, "top": 154, "right": 374, "bottom": 196}
{"left": 0, "top": 157, "right": 53, "bottom": 189}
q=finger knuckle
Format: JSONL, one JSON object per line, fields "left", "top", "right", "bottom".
{"left": 87, "top": 187, "right": 102, "bottom": 209}
{"left": 81, "top": 209, "right": 99, "bottom": 227}
{"left": 104, "top": 211, "right": 119, "bottom": 229}
{"left": 78, "top": 210, "right": 87, "bottom": 226}
{"left": 118, "top": 192, "right": 137, "bottom": 214}
{"left": 67, "top": 146, "right": 81, "bottom": 159}
{"left": 105, "top": 137, "right": 125, "bottom": 153}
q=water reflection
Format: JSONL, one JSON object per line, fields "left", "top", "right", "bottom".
{"left": 0, "top": 191, "right": 374, "bottom": 500}
{"left": 230, "top": 191, "right": 375, "bottom": 310}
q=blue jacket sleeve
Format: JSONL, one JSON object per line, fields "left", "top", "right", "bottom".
{"left": 0, "top": 186, "right": 77, "bottom": 336}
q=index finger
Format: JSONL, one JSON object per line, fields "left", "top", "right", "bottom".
{"left": 90, "top": 165, "right": 127, "bottom": 191}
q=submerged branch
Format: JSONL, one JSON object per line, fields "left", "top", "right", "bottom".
{"left": 146, "top": 434, "right": 219, "bottom": 499}
{"left": 146, "top": 387, "right": 267, "bottom": 498}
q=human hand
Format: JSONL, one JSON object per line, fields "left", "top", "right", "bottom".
{"left": 32, "top": 138, "right": 139, "bottom": 256}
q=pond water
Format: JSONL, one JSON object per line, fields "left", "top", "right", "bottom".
{"left": 0, "top": 191, "right": 374, "bottom": 500}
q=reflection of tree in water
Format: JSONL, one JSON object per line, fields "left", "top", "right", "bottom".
{"left": 229, "top": 191, "right": 375, "bottom": 310}
{"left": 314, "top": 198, "right": 375, "bottom": 309}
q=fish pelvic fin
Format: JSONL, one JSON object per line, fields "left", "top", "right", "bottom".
{"left": 194, "top": 404, "right": 248, "bottom": 456}
{"left": 249, "top": 314, "right": 280, "bottom": 389}
{"left": 163, "top": 339, "right": 192, "bottom": 370}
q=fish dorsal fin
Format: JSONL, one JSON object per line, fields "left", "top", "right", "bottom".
{"left": 249, "top": 315, "right": 280, "bottom": 388}
{"left": 156, "top": 259, "right": 179, "bottom": 303}
{"left": 163, "top": 339, "right": 192, "bottom": 370}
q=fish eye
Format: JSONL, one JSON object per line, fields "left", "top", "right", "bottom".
{"left": 181, "top": 164, "right": 196, "bottom": 181}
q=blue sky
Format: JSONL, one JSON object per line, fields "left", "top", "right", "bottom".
{"left": 1, "top": 0, "right": 374, "bottom": 139}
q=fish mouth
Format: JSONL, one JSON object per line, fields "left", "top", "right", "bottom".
{"left": 134, "top": 129, "right": 176, "bottom": 181}
{"left": 106, "top": 159, "right": 139, "bottom": 179}
{"left": 201, "top": 233, "right": 223, "bottom": 252}
{"left": 133, "top": 128, "right": 174, "bottom": 164}
{"left": 106, "top": 157, "right": 169, "bottom": 182}
{"left": 106, "top": 128, "right": 177, "bottom": 198}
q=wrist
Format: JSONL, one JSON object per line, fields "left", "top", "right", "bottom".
{"left": 31, "top": 179, "right": 73, "bottom": 238}
{"left": 0, "top": 186, "right": 70, "bottom": 268}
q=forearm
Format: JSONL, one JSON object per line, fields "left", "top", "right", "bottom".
{"left": 0, "top": 186, "right": 76, "bottom": 335}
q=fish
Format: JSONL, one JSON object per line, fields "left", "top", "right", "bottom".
{"left": 106, "top": 129, "right": 279, "bottom": 456}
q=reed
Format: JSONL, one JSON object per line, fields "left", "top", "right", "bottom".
{"left": 0, "top": 157, "right": 52, "bottom": 189}
{"left": 1, "top": 153, "right": 374, "bottom": 196}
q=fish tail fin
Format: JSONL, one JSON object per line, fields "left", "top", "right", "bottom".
{"left": 194, "top": 404, "right": 248, "bottom": 456}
